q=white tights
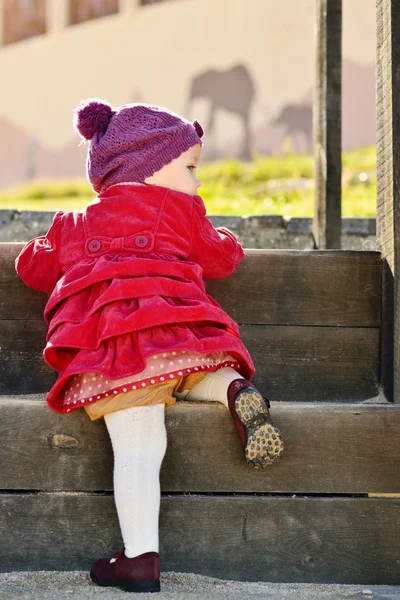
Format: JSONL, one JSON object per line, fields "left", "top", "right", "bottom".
{"left": 104, "top": 367, "right": 243, "bottom": 558}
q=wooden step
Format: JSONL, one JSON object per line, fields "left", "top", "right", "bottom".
{"left": 0, "top": 321, "right": 381, "bottom": 401}
{"left": 2, "top": 246, "right": 382, "bottom": 327}
{"left": 1, "top": 397, "right": 399, "bottom": 583}
{"left": 1, "top": 493, "right": 399, "bottom": 584}
{"left": 1, "top": 397, "right": 398, "bottom": 494}
{"left": 1, "top": 245, "right": 396, "bottom": 583}
{"left": 1, "top": 246, "right": 382, "bottom": 401}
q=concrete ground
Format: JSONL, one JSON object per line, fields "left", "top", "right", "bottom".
{"left": 0, "top": 572, "right": 398, "bottom": 600}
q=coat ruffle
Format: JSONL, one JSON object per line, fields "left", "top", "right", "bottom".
{"left": 15, "top": 185, "right": 255, "bottom": 414}
{"left": 45, "top": 322, "right": 253, "bottom": 412}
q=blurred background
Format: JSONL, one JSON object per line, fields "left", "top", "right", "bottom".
{"left": 0, "top": 0, "right": 376, "bottom": 220}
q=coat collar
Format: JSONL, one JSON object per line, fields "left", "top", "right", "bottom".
{"left": 82, "top": 183, "right": 200, "bottom": 239}
{"left": 95, "top": 182, "right": 199, "bottom": 205}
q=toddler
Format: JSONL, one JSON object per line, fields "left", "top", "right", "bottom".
{"left": 15, "top": 100, "right": 284, "bottom": 593}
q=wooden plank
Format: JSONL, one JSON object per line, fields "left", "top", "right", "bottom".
{"left": 380, "top": 259, "right": 394, "bottom": 402}
{"left": 376, "top": 0, "right": 400, "bottom": 403}
{"left": 2, "top": 244, "right": 382, "bottom": 327}
{"left": 0, "top": 320, "right": 56, "bottom": 394}
{"left": 313, "top": 0, "right": 342, "bottom": 249}
{"left": 0, "top": 399, "right": 398, "bottom": 494}
{"left": 0, "top": 322, "right": 380, "bottom": 400}
{"left": 208, "top": 250, "right": 381, "bottom": 327}
{"left": 0, "top": 243, "right": 47, "bottom": 320}
{"left": 0, "top": 280, "right": 47, "bottom": 321}
{"left": 242, "top": 325, "right": 379, "bottom": 402}
{"left": 0, "top": 494, "right": 398, "bottom": 584}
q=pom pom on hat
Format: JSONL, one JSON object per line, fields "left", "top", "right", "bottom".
{"left": 74, "top": 99, "right": 115, "bottom": 141}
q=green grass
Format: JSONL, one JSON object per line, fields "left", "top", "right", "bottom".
{"left": 0, "top": 146, "right": 377, "bottom": 217}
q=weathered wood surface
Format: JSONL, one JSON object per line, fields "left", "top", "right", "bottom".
{"left": 376, "top": 0, "right": 400, "bottom": 273}
{"left": 0, "top": 399, "right": 398, "bottom": 494}
{"left": 313, "top": 0, "right": 342, "bottom": 249}
{"left": 2, "top": 244, "right": 382, "bottom": 327}
{"left": 376, "top": 0, "right": 400, "bottom": 403}
{"left": 380, "top": 260, "right": 394, "bottom": 402}
{"left": 0, "top": 321, "right": 57, "bottom": 393}
{"left": 0, "top": 245, "right": 382, "bottom": 400}
{"left": 242, "top": 325, "right": 379, "bottom": 401}
{"left": 0, "top": 493, "right": 399, "bottom": 584}
{"left": 0, "top": 322, "right": 380, "bottom": 401}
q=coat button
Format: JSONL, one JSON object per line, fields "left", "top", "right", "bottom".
{"left": 135, "top": 235, "right": 148, "bottom": 248}
{"left": 88, "top": 240, "right": 101, "bottom": 252}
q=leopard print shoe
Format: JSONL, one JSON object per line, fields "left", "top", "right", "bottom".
{"left": 227, "top": 379, "right": 284, "bottom": 468}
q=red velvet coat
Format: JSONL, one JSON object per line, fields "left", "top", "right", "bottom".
{"left": 16, "top": 183, "right": 254, "bottom": 412}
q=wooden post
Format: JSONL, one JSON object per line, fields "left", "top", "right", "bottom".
{"left": 313, "top": 0, "right": 342, "bottom": 249}
{"left": 376, "top": 0, "right": 400, "bottom": 403}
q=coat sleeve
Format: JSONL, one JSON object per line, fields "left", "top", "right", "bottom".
{"left": 15, "top": 211, "right": 64, "bottom": 293}
{"left": 188, "top": 195, "right": 245, "bottom": 279}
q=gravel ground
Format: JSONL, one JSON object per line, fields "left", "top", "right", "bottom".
{"left": 0, "top": 572, "right": 398, "bottom": 600}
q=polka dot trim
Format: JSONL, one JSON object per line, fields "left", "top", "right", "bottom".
{"left": 62, "top": 360, "right": 240, "bottom": 413}
{"left": 64, "top": 351, "right": 234, "bottom": 404}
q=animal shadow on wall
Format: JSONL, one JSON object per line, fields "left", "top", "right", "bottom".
{"left": 186, "top": 64, "right": 256, "bottom": 160}
{"left": 272, "top": 104, "right": 313, "bottom": 152}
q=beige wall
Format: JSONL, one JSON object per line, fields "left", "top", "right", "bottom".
{"left": 0, "top": 0, "right": 376, "bottom": 188}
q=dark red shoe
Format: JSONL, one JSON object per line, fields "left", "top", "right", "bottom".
{"left": 227, "top": 379, "right": 284, "bottom": 468}
{"left": 90, "top": 549, "right": 160, "bottom": 593}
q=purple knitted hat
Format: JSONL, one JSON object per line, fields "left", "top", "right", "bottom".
{"left": 74, "top": 99, "right": 204, "bottom": 194}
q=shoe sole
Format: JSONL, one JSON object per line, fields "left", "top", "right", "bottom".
{"left": 234, "top": 389, "right": 284, "bottom": 468}
{"left": 91, "top": 572, "right": 160, "bottom": 593}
